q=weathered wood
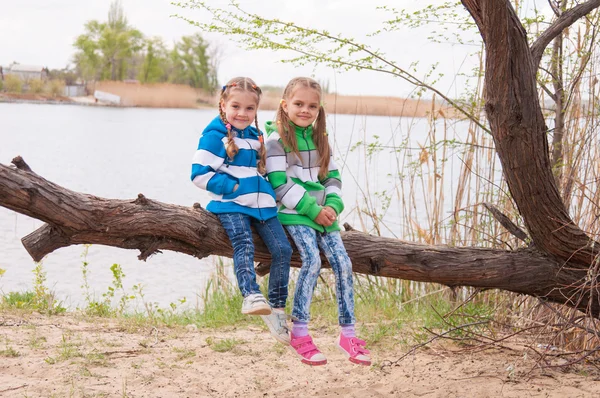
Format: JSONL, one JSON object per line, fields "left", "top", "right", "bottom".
{"left": 461, "top": 1, "right": 600, "bottom": 265}
{"left": 0, "top": 159, "right": 593, "bottom": 315}
{"left": 482, "top": 203, "right": 529, "bottom": 243}
{"left": 460, "top": 0, "right": 600, "bottom": 315}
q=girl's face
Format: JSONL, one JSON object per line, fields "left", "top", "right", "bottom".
{"left": 221, "top": 90, "right": 259, "bottom": 130}
{"left": 282, "top": 86, "right": 320, "bottom": 128}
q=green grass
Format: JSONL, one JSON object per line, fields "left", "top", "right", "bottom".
{"left": 0, "top": 346, "right": 21, "bottom": 357}
{"left": 2, "top": 291, "right": 37, "bottom": 309}
{"left": 172, "top": 347, "right": 196, "bottom": 360}
{"left": 1, "top": 258, "right": 499, "bottom": 355}
{"left": 206, "top": 336, "right": 245, "bottom": 352}
{"left": 0, "top": 263, "right": 66, "bottom": 314}
{"left": 45, "top": 333, "right": 84, "bottom": 364}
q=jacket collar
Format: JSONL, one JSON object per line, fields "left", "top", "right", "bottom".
{"left": 290, "top": 121, "right": 313, "bottom": 137}
{"left": 205, "top": 116, "right": 260, "bottom": 138}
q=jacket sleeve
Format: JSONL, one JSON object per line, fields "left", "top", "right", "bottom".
{"left": 266, "top": 136, "right": 322, "bottom": 220}
{"left": 191, "top": 133, "right": 238, "bottom": 195}
{"left": 319, "top": 149, "right": 344, "bottom": 215}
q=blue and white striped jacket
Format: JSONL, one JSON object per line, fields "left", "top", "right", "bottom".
{"left": 191, "top": 116, "right": 278, "bottom": 221}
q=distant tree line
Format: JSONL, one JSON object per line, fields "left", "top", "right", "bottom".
{"left": 72, "top": 0, "right": 218, "bottom": 92}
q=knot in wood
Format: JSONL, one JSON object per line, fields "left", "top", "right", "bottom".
{"left": 11, "top": 156, "right": 33, "bottom": 172}
{"left": 135, "top": 193, "right": 149, "bottom": 205}
{"left": 369, "top": 256, "right": 384, "bottom": 275}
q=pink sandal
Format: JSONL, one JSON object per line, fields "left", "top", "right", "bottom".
{"left": 337, "top": 334, "right": 371, "bottom": 365}
{"left": 290, "top": 334, "right": 327, "bottom": 366}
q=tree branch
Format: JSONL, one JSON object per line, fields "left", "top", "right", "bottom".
{"left": 482, "top": 202, "right": 529, "bottom": 243}
{"left": 1, "top": 158, "right": 598, "bottom": 316}
{"left": 531, "top": 0, "right": 600, "bottom": 69}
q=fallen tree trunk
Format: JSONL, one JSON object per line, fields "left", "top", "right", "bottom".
{"left": 0, "top": 157, "right": 591, "bottom": 315}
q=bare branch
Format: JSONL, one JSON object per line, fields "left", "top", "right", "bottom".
{"left": 2, "top": 158, "right": 598, "bottom": 315}
{"left": 483, "top": 203, "right": 529, "bottom": 243}
{"left": 531, "top": 0, "right": 600, "bottom": 69}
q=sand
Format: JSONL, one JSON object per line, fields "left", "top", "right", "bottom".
{"left": 1, "top": 313, "right": 599, "bottom": 397}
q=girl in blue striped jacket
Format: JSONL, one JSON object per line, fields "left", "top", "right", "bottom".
{"left": 191, "top": 77, "right": 292, "bottom": 344}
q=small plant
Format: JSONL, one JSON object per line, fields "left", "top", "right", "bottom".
{"left": 205, "top": 336, "right": 244, "bottom": 353}
{"left": 172, "top": 346, "right": 196, "bottom": 361}
{"left": 2, "top": 291, "right": 36, "bottom": 309}
{"left": 0, "top": 338, "right": 21, "bottom": 357}
{"left": 1, "top": 264, "right": 66, "bottom": 313}
{"left": 82, "top": 255, "right": 134, "bottom": 317}
{"left": 28, "top": 333, "right": 47, "bottom": 350}
{"left": 32, "top": 262, "right": 66, "bottom": 314}
{"left": 0, "top": 346, "right": 21, "bottom": 357}
{"left": 85, "top": 350, "right": 108, "bottom": 366}
{"left": 56, "top": 333, "right": 83, "bottom": 361}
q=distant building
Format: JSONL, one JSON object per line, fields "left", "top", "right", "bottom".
{"left": 4, "top": 64, "right": 49, "bottom": 81}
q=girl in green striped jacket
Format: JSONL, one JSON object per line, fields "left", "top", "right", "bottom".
{"left": 265, "top": 77, "right": 371, "bottom": 366}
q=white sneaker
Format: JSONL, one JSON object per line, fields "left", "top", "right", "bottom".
{"left": 261, "top": 310, "right": 291, "bottom": 344}
{"left": 241, "top": 293, "right": 272, "bottom": 315}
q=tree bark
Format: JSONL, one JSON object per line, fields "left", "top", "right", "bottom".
{"left": 460, "top": 0, "right": 600, "bottom": 315}
{"left": 0, "top": 159, "right": 596, "bottom": 315}
{"left": 550, "top": 3, "right": 565, "bottom": 186}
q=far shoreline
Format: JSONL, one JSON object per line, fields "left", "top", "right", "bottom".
{"left": 0, "top": 91, "right": 457, "bottom": 118}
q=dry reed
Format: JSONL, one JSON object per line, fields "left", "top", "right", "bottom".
{"left": 88, "top": 81, "right": 457, "bottom": 117}
{"left": 259, "top": 90, "right": 458, "bottom": 118}
{"left": 89, "top": 81, "right": 213, "bottom": 109}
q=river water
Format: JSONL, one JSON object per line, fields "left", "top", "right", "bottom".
{"left": 0, "top": 102, "right": 475, "bottom": 309}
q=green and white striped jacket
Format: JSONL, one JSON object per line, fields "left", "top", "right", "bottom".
{"left": 265, "top": 120, "right": 344, "bottom": 232}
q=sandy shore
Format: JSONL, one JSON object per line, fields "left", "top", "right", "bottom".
{"left": 1, "top": 313, "right": 599, "bottom": 397}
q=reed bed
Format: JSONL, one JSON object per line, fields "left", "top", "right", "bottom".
{"left": 260, "top": 91, "right": 457, "bottom": 118}
{"left": 89, "top": 81, "right": 214, "bottom": 109}
{"left": 87, "top": 80, "right": 456, "bottom": 118}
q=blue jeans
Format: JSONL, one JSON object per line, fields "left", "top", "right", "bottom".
{"left": 218, "top": 213, "right": 292, "bottom": 308}
{"left": 285, "top": 225, "right": 356, "bottom": 325}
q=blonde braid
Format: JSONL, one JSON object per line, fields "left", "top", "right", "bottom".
{"left": 218, "top": 99, "right": 239, "bottom": 160}
{"left": 220, "top": 77, "right": 264, "bottom": 167}
{"left": 255, "top": 114, "right": 267, "bottom": 175}
{"left": 276, "top": 105, "right": 299, "bottom": 157}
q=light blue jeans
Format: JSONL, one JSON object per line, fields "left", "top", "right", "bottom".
{"left": 218, "top": 213, "right": 292, "bottom": 308}
{"left": 285, "top": 225, "right": 356, "bottom": 325}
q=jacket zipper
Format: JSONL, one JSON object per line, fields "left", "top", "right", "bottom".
{"left": 300, "top": 126, "right": 324, "bottom": 232}
{"left": 243, "top": 133, "right": 263, "bottom": 220}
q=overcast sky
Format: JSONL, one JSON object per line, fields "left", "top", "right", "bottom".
{"left": 0, "top": 0, "right": 543, "bottom": 97}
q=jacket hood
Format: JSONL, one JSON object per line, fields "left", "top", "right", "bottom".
{"left": 204, "top": 116, "right": 260, "bottom": 138}
{"left": 265, "top": 120, "right": 278, "bottom": 137}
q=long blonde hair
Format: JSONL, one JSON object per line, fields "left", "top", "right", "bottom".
{"left": 275, "top": 77, "right": 330, "bottom": 178}
{"left": 219, "top": 76, "right": 266, "bottom": 174}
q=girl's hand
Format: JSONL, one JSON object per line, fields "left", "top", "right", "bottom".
{"left": 315, "top": 208, "right": 334, "bottom": 227}
{"left": 323, "top": 206, "right": 337, "bottom": 220}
